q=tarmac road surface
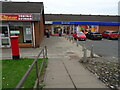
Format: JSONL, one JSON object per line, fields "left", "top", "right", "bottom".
{"left": 78, "top": 39, "right": 118, "bottom": 58}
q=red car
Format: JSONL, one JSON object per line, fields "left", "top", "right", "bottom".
{"left": 102, "top": 30, "right": 119, "bottom": 39}
{"left": 73, "top": 32, "right": 86, "bottom": 41}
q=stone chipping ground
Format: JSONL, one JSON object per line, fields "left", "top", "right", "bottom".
{"left": 81, "top": 57, "right": 120, "bottom": 90}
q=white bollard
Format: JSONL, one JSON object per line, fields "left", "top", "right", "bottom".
{"left": 76, "top": 39, "right": 79, "bottom": 47}
{"left": 72, "top": 37, "right": 74, "bottom": 43}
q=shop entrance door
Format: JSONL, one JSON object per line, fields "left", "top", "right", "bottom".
{"left": 16, "top": 27, "right": 24, "bottom": 43}
{"left": 0, "top": 25, "right": 10, "bottom": 48}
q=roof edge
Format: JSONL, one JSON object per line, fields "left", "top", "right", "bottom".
{"left": 45, "top": 13, "right": 119, "bottom": 17}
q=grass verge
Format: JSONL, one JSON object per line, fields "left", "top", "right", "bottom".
{"left": 2, "top": 58, "right": 48, "bottom": 89}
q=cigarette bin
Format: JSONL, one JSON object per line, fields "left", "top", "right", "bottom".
{"left": 10, "top": 36, "right": 20, "bottom": 59}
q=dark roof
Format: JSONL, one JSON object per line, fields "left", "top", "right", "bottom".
{"left": 45, "top": 14, "right": 119, "bottom": 22}
{"left": 2, "top": 2, "right": 44, "bottom": 13}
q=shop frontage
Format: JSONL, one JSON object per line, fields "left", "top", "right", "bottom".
{"left": 1, "top": 21, "right": 33, "bottom": 48}
{"left": 0, "top": 13, "right": 44, "bottom": 48}
{"left": 0, "top": 14, "right": 34, "bottom": 48}
{"left": 1, "top": 2, "right": 44, "bottom": 48}
{"left": 52, "top": 25, "right": 73, "bottom": 35}
{"left": 45, "top": 21, "right": 119, "bottom": 35}
{"left": 45, "top": 14, "right": 120, "bottom": 35}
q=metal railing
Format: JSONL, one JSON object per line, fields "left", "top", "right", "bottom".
{"left": 15, "top": 46, "right": 48, "bottom": 89}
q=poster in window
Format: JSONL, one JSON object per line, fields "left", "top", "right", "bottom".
{"left": 26, "top": 28, "right": 31, "bottom": 34}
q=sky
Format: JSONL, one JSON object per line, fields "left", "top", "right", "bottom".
{"left": 5, "top": 0, "right": 120, "bottom": 15}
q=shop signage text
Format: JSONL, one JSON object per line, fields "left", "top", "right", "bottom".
{"left": 45, "top": 21, "right": 53, "bottom": 24}
{"left": 0, "top": 14, "right": 32, "bottom": 21}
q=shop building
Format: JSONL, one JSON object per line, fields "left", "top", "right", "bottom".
{"left": 45, "top": 14, "right": 120, "bottom": 35}
{"left": 0, "top": 2, "right": 44, "bottom": 48}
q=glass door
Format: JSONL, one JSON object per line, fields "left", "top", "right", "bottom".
{"left": 0, "top": 25, "right": 10, "bottom": 48}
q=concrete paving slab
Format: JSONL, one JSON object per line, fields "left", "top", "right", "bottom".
{"left": 63, "top": 58, "right": 107, "bottom": 88}
{"left": 42, "top": 36, "right": 108, "bottom": 88}
{"left": 44, "top": 58, "right": 74, "bottom": 88}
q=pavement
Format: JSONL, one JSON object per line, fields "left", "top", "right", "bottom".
{"left": 1, "top": 35, "right": 108, "bottom": 89}
{"left": 1, "top": 45, "right": 43, "bottom": 60}
{"left": 42, "top": 36, "right": 108, "bottom": 88}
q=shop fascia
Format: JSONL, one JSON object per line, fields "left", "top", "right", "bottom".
{"left": 0, "top": 13, "right": 41, "bottom": 21}
{"left": 0, "top": 14, "right": 32, "bottom": 21}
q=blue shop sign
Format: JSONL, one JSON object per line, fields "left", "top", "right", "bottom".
{"left": 52, "top": 21, "right": 120, "bottom": 25}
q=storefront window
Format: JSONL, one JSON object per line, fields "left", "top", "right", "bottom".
{"left": 54, "top": 27, "right": 61, "bottom": 33}
{"left": 9, "top": 25, "right": 32, "bottom": 43}
{"left": 1, "top": 26, "right": 9, "bottom": 37}
{"left": 53, "top": 25, "right": 72, "bottom": 35}
{"left": 2, "top": 21, "right": 33, "bottom": 44}
{"left": 0, "top": 26, "right": 10, "bottom": 47}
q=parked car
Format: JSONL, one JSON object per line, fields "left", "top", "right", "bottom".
{"left": 102, "top": 30, "right": 119, "bottom": 39}
{"left": 73, "top": 31, "right": 86, "bottom": 41}
{"left": 86, "top": 32, "right": 102, "bottom": 40}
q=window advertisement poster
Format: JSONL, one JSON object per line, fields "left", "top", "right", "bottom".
{"left": 24, "top": 27, "right": 32, "bottom": 43}
{"left": 26, "top": 28, "right": 31, "bottom": 35}
{"left": 80, "top": 25, "right": 99, "bottom": 32}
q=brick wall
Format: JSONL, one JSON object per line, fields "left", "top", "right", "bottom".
{"left": 34, "top": 21, "right": 40, "bottom": 47}
{"left": 34, "top": 15, "right": 45, "bottom": 48}
{"left": 19, "top": 44, "right": 32, "bottom": 48}
{"left": 45, "top": 25, "right": 52, "bottom": 30}
{"left": 39, "top": 15, "right": 45, "bottom": 45}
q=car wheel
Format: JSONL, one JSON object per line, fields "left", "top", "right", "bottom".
{"left": 107, "top": 36, "right": 110, "bottom": 40}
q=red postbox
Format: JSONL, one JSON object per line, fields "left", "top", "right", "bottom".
{"left": 10, "top": 36, "right": 20, "bottom": 59}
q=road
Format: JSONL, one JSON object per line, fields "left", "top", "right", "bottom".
{"left": 78, "top": 39, "right": 118, "bottom": 58}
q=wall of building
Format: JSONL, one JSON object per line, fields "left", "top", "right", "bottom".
{"left": 45, "top": 25, "right": 52, "bottom": 30}
{"left": 19, "top": 44, "right": 33, "bottom": 48}
{"left": 99, "top": 25, "right": 119, "bottom": 33}
{"left": 34, "top": 15, "right": 45, "bottom": 48}
{"left": 34, "top": 21, "right": 40, "bottom": 47}
{"left": 39, "top": 15, "right": 45, "bottom": 45}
